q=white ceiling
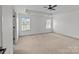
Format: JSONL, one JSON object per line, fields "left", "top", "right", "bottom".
{"left": 14, "top": 5, "right": 79, "bottom": 14}
{"left": 55, "top": 5, "right": 79, "bottom": 14}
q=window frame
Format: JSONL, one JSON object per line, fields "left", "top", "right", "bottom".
{"left": 19, "top": 13, "right": 31, "bottom": 32}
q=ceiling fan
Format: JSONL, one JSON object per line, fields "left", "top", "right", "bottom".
{"left": 44, "top": 5, "right": 57, "bottom": 10}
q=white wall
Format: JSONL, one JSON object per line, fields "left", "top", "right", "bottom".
{"left": 0, "top": 6, "right": 2, "bottom": 47}
{"left": 2, "top": 5, "right": 13, "bottom": 54}
{"left": 14, "top": 6, "right": 53, "bottom": 36}
{"left": 19, "top": 13, "right": 52, "bottom": 36}
{"left": 53, "top": 10, "right": 79, "bottom": 38}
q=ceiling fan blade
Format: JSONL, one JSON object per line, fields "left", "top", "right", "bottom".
{"left": 52, "top": 5, "right": 57, "bottom": 8}
{"left": 52, "top": 9, "right": 56, "bottom": 10}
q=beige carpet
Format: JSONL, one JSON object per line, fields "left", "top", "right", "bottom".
{"left": 14, "top": 33, "right": 79, "bottom": 54}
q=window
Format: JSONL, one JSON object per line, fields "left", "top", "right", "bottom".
{"left": 20, "top": 16, "right": 30, "bottom": 31}
{"left": 46, "top": 19, "right": 51, "bottom": 29}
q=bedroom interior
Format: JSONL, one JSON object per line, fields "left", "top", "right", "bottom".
{"left": 0, "top": 5, "right": 79, "bottom": 54}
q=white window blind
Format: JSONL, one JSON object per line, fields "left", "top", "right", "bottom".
{"left": 20, "top": 16, "right": 30, "bottom": 31}
{"left": 46, "top": 19, "right": 51, "bottom": 29}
